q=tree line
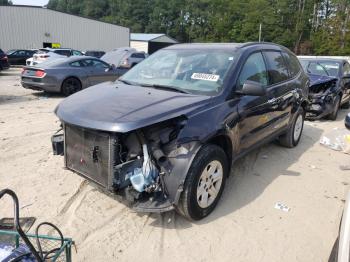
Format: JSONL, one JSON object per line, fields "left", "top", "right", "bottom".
{"left": 4, "top": 0, "right": 350, "bottom": 55}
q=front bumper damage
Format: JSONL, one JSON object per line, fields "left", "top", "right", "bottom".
{"left": 306, "top": 93, "right": 337, "bottom": 120}
{"left": 52, "top": 120, "right": 201, "bottom": 213}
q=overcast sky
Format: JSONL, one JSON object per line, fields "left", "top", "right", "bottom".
{"left": 12, "top": 0, "right": 49, "bottom": 6}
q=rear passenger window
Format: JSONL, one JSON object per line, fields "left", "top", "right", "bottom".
{"left": 282, "top": 52, "right": 300, "bottom": 77}
{"left": 55, "top": 50, "right": 71, "bottom": 57}
{"left": 70, "top": 61, "right": 84, "bottom": 67}
{"left": 263, "top": 51, "right": 289, "bottom": 85}
{"left": 131, "top": 53, "right": 145, "bottom": 58}
{"left": 237, "top": 52, "right": 268, "bottom": 89}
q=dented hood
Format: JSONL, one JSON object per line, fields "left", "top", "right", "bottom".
{"left": 308, "top": 73, "right": 337, "bottom": 87}
{"left": 55, "top": 81, "right": 211, "bottom": 132}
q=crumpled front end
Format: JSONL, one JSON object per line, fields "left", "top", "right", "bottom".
{"left": 306, "top": 76, "right": 338, "bottom": 120}
{"left": 53, "top": 116, "right": 201, "bottom": 213}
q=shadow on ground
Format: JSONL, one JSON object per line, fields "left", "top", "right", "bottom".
{"left": 145, "top": 123, "right": 324, "bottom": 228}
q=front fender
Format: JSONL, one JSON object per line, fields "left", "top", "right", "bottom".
{"left": 162, "top": 141, "right": 202, "bottom": 205}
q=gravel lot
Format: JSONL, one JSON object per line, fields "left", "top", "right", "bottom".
{"left": 0, "top": 68, "right": 350, "bottom": 262}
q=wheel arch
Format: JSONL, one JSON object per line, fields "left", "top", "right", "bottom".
{"left": 205, "top": 134, "right": 233, "bottom": 173}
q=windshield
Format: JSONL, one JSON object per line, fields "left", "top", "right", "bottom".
{"left": 301, "top": 60, "right": 340, "bottom": 77}
{"left": 6, "top": 50, "right": 16, "bottom": 55}
{"left": 120, "top": 49, "right": 236, "bottom": 96}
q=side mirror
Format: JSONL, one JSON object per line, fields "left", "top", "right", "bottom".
{"left": 239, "top": 80, "right": 266, "bottom": 96}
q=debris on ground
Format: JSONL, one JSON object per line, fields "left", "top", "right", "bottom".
{"left": 274, "top": 202, "right": 291, "bottom": 212}
{"left": 320, "top": 128, "right": 350, "bottom": 154}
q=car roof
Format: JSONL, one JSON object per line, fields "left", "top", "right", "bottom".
{"left": 164, "top": 42, "right": 289, "bottom": 51}
{"left": 299, "top": 57, "right": 346, "bottom": 63}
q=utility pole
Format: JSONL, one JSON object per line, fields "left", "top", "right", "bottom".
{"left": 259, "top": 23, "right": 262, "bottom": 42}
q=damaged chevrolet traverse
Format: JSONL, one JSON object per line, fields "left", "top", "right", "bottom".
{"left": 53, "top": 43, "right": 309, "bottom": 220}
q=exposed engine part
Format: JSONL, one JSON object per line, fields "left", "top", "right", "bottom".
{"left": 124, "top": 132, "right": 142, "bottom": 159}
{"left": 129, "top": 144, "right": 159, "bottom": 192}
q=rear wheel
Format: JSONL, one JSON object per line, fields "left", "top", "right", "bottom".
{"left": 178, "top": 144, "right": 228, "bottom": 220}
{"left": 61, "top": 77, "right": 82, "bottom": 96}
{"left": 328, "top": 95, "right": 341, "bottom": 121}
{"left": 278, "top": 107, "right": 304, "bottom": 148}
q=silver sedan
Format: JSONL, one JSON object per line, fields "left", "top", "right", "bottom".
{"left": 21, "top": 56, "right": 122, "bottom": 96}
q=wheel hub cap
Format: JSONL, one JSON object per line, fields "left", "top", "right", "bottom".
{"left": 294, "top": 115, "right": 303, "bottom": 141}
{"left": 197, "top": 160, "right": 223, "bottom": 208}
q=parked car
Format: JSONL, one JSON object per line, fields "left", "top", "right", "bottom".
{"left": 0, "top": 49, "right": 10, "bottom": 70}
{"left": 346, "top": 113, "right": 350, "bottom": 129}
{"left": 85, "top": 50, "right": 105, "bottom": 58}
{"left": 101, "top": 47, "right": 147, "bottom": 75}
{"left": 21, "top": 56, "right": 120, "bottom": 96}
{"left": 27, "top": 48, "right": 83, "bottom": 66}
{"left": 53, "top": 42, "right": 309, "bottom": 220}
{"left": 299, "top": 58, "right": 350, "bottom": 120}
{"left": 6, "top": 49, "right": 37, "bottom": 65}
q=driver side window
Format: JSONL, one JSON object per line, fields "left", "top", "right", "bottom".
{"left": 237, "top": 52, "right": 268, "bottom": 90}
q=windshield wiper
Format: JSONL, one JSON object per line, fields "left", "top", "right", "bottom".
{"left": 118, "top": 79, "right": 133, "bottom": 85}
{"left": 140, "top": 83, "right": 191, "bottom": 94}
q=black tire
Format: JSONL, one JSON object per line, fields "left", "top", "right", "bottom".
{"left": 328, "top": 95, "right": 341, "bottom": 121}
{"left": 177, "top": 144, "right": 228, "bottom": 220}
{"left": 278, "top": 107, "right": 304, "bottom": 148}
{"left": 61, "top": 77, "right": 82, "bottom": 96}
{"left": 341, "top": 100, "right": 350, "bottom": 109}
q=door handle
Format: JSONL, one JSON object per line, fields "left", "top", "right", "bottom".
{"left": 268, "top": 98, "right": 277, "bottom": 104}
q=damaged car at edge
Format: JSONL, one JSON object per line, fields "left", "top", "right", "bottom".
{"left": 299, "top": 58, "right": 350, "bottom": 120}
{"left": 53, "top": 43, "right": 309, "bottom": 220}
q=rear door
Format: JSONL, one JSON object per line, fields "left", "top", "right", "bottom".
{"left": 262, "top": 50, "right": 296, "bottom": 132}
{"left": 236, "top": 51, "right": 276, "bottom": 151}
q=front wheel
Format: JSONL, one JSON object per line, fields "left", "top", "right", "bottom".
{"left": 178, "top": 144, "right": 228, "bottom": 221}
{"left": 328, "top": 95, "right": 341, "bottom": 121}
{"left": 278, "top": 107, "right": 304, "bottom": 148}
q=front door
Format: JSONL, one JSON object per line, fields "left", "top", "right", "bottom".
{"left": 235, "top": 51, "right": 276, "bottom": 152}
{"left": 84, "top": 59, "right": 117, "bottom": 86}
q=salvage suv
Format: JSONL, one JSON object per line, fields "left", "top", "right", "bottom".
{"left": 53, "top": 43, "right": 309, "bottom": 220}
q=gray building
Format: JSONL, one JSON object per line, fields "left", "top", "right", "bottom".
{"left": 0, "top": 5, "right": 130, "bottom": 52}
{"left": 130, "top": 33, "right": 178, "bottom": 54}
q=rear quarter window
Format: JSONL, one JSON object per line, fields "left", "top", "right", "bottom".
{"left": 282, "top": 52, "right": 301, "bottom": 77}
{"left": 263, "top": 51, "right": 289, "bottom": 85}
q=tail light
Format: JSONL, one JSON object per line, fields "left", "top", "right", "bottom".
{"left": 35, "top": 70, "right": 46, "bottom": 78}
{"left": 40, "top": 55, "right": 49, "bottom": 59}
{"left": 0, "top": 56, "right": 7, "bottom": 61}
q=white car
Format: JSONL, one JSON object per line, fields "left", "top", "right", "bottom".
{"left": 26, "top": 48, "right": 83, "bottom": 66}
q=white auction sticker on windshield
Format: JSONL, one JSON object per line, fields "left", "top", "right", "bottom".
{"left": 191, "top": 73, "right": 220, "bottom": 82}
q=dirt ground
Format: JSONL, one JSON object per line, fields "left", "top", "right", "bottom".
{"left": 1, "top": 67, "right": 350, "bottom": 262}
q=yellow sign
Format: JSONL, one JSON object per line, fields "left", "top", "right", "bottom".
{"left": 52, "top": 43, "right": 61, "bottom": 48}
